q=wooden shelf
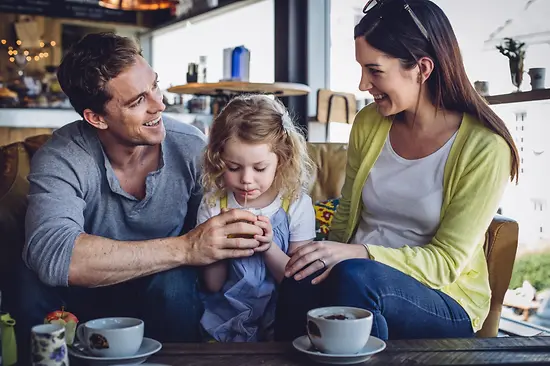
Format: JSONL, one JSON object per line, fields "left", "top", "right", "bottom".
{"left": 485, "top": 88, "right": 550, "bottom": 105}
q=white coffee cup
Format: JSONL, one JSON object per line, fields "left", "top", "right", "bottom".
{"left": 474, "top": 81, "right": 490, "bottom": 96}
{"left": 307, "top": 306, "right": 373, "bottom": 354}
{"left": 529, "top": 68, "right": 546, "bottom": 90}
{"left": 76, "top": 317, "right": 144, "bottom": 358}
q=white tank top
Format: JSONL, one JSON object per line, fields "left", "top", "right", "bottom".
{"left": 351, "top": 131, "right": 458, "bottom": 248}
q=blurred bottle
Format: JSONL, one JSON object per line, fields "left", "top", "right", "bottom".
{"left": 0, "top": 291, "right": 16, "bottom": 366}
{"left": 231, "top": 46, "right": 250, "bottom": 81}
{"left": 231, "top": 47, "right": 243, "bottom": 80}
{"left": 186, "top": 63, "right": 198, "bottom": 83}
{"left": 198, "top": 56, "right": 207, "bottom": 83}
{"left": 0, "top": 315, "right": 16, "bottom": 366}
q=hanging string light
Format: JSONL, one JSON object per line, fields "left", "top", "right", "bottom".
{"left": 98, "top": 0, "right": 178, "bottom": 11}
{"left": 1, "top": 38, "right": 56, "bottom": 64}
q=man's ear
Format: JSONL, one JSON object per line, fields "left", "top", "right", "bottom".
{"left": 83, "top": 109, "right": 108, "bottom": 130}
{"left": 417, "top": 56, "right": 435, "bottom": 84}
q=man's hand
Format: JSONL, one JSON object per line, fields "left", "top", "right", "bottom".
{"left": 182, "top": 208, "right": 263, "bottom": 265}
{"left": 253, "top": 215, "right": 273, "bottom": 253}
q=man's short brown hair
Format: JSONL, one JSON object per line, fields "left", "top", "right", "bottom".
{"left": 57, "top": 32, "right": 142, "bottom": 117}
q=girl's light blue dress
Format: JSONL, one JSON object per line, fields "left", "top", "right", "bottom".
{"left": 200, "top": 206, "right": 290, "bottom": 342}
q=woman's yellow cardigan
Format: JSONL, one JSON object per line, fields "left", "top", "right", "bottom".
{"left": 328, "top": 103, "right": 512, "bottom": 332}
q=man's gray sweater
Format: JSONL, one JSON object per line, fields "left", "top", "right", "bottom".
{"left": 23, "top": 116, "right": 206, "bottom": 286}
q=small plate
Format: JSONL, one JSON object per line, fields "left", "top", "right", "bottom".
{"left": 292, "top": 335, "right": 386, "bottom": 365}
{"left": 68, "top": 337, "right": 162, "bottom": 365}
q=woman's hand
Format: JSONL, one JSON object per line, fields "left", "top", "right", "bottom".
{"left": 253, "top": 215, "right": 273, "bottom": 253}
{"left": 285, "top": 241, "right": 369, "bottom": 284}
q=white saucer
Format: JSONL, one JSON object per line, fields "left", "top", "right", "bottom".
{"left": 292, "top": 335, "right": 386, "bottom": 365}
{"left": 68, "top": 337, "right": 162, "bottom": 365}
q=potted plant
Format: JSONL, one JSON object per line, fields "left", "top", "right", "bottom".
{"left": 497, "top": 37, "right": 526, "bottom": 92}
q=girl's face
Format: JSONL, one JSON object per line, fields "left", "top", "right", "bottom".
{"left": 222, "top": 137, "right": 279, "bottom": 206}
{"left": 355, "top": 37, "right": 421, "bottom": 116}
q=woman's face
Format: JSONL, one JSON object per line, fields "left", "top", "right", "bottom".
{"left": 355, "top": 37, "right": 421, "bottom": 116}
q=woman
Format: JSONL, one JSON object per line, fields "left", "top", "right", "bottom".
{"left": 275, "top": 0, "right": 519, "bottom": 341}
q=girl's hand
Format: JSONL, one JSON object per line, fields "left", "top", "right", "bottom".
{"left": 285, "top": 241, "right": 368, "bottom": 284}
{"left": 254, "top": 215, "right": 273, "bottom": 253}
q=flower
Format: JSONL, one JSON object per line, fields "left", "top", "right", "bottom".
{"left": 496, "top": 38, "right": 526, "bottom": 60}
{"left": 49, "top": 345, "right": 66, "bottom": 362}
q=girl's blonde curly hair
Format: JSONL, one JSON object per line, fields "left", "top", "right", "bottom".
{"left": 202, "top": 94, "right": 315, "bottom": 202}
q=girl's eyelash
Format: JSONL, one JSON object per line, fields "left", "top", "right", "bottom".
{"left": 226, "top": 167, "right": 265, "bottom": 172}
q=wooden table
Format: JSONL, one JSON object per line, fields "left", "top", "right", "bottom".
{"left": 167, "top": 81, "right": 311, "bottom": 97}
{"left": 149, "top": 336, "right": 550, "bottom": 365}
{"left": 167, "top": 81, "right": 310, "bottom": 116}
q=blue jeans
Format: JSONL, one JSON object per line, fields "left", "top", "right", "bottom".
{"left": 274, "top": 259, "right": 474, "bottom": 341}
{"left": 6, "top": 260, "right": 203, "bottom": 364}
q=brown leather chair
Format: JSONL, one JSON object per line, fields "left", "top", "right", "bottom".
{"left": 306, "top": 143, "right": 519, "bottom": 337}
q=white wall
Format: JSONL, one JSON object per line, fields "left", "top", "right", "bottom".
{"left": 436, "top": 0, "right": 550, "bottom": 94}
{"left": 151, "top": 0, "right": 274, "bottom": 93}
{"left": 329, "top": 0, "right": 550, "bottom": 96}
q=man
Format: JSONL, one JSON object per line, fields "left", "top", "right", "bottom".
{"left": 10, "top": 32, "right": 263, "bottom": 359}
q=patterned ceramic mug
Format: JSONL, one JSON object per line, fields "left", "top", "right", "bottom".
{"left": 31, "top": 323, "right": 68, "bottom": 366}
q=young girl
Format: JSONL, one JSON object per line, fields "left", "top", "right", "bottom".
{"left": 197, "top": 94, "right": 316, "bottom": 342}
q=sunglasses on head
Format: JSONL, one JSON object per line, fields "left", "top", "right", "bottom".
{"left": 362, "top": 0, "right": 431, "bottom": 43}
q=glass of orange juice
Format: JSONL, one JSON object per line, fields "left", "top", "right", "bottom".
{"left": 227, "top": 192, "right": 260, "bottom": 239}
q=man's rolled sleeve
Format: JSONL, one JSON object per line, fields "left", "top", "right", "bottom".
{"left": 23, "top": 146, "right": 88, "bottom": 287}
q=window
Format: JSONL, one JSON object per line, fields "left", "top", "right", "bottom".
{"left": 151, "top": 0, "right": 274, "bottom": 94}
{"left": 329, "top": 0, "right": 368, "bottom": 99}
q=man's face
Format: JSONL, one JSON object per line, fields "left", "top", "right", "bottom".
{"left": 100, "top": 56, "right": 166, "bottom": 146}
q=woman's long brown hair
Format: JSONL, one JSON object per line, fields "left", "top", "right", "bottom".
{"left": 355, "top": 0, "right": 519, "bottom": 182}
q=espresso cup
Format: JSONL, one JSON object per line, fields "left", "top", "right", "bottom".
{"left": 76, "top": 317, "right": 144, "bottom": 358}
{"left": 307, "top": 306, "right": 373, "bottom": 354}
